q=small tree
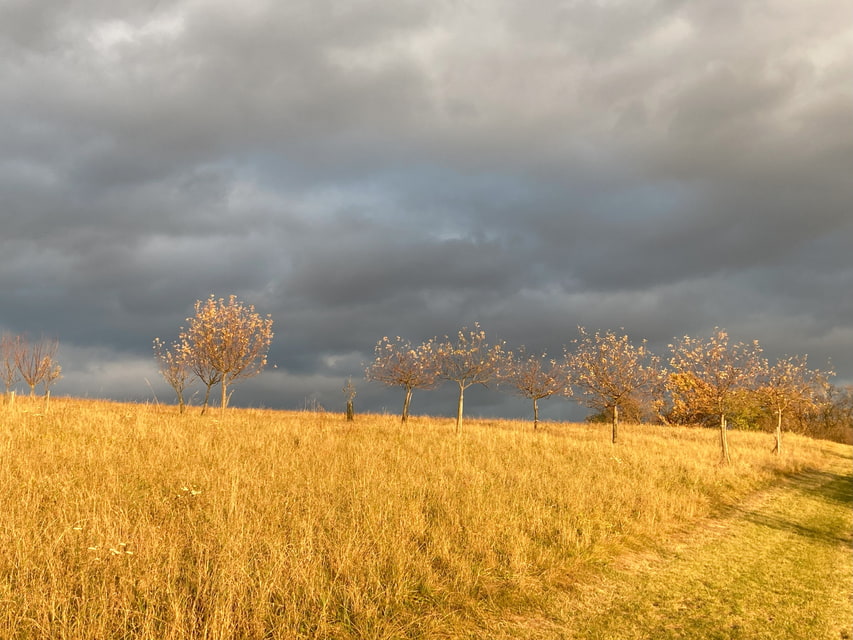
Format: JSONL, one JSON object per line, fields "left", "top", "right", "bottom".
{"left": 343, "top": 377, "right": 356, "bottom": 421}
{"left": 180, "top": 335, "right": 221, "bottom": 415}
{"left": 760, "top": 355, "right": 832, "bottom": 456}
{"left": 668, "top": 328, "right": 763, "bottom": 464}
{"left": 14, "top": 335, "right": 60, "bottom": 396}
{"left": 366, "top": 336, "right": 439, "bottom": 423}
{"left": 180, "top": 295, "right": 274, "bottom": 411}
{"left": 153, "top": 337, "right": 193, "bottom": 413}
{"left": 1, "top": 333, "right": 21, "bottom": 394}
{"left": 42, "top": 360, "right": 62, "bottom": 396}
{"left": 501, "top": 348, "right": 569, "bottom": 430}
{"left": 567, "top": 327, "right": 661, "bottom": 444}
{"left": 435, "top": 324, "right": 505, "bottom": 433}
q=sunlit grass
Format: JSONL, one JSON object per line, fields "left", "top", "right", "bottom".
{"left": 0, "top": 396, "right": 844, "bottom": 639}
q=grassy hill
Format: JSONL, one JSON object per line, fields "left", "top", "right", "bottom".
{"left": 1, "top": 396, "right": 850, "bottom": 638}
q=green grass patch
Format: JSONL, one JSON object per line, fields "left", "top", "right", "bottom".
{"left": 498, "top": 447, "right": 852, "bottom": 639}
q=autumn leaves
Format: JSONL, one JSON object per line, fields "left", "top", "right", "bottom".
{"left": 366, "top": 324, "right": 662, "bottom": 437}
{"left": 152, "top": 295, "right": 834, "bottom": 463}
{"left": 367, "top": 325, "right": 832, "bottom": 462}
{"left": 154, "top": 296, "right": 273, "bottom": 414}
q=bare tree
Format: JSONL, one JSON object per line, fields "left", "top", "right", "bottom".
{"left": 14, "top": 335, "right": 60, "bottom": 396}
{"left": 180, "top": 295, "right": 274, "bottom": 412}
{"left": 500, "top": 348, "right": 569, "bottom": 430}
{"left": 808, "top": 384, "right": 853, "bottom": 444}
{"left": 668, "top": 328, "right": 763, "bottom": 464}
{"left": 567, "top": 327, "right": 662, "bottom": 444}
{"left": 759, "top": 355, "right": 832, "bottom": 456}
{"left": 153, "top": 337, "right": 194, "bottom": 413}
{"left": 1, "top": 333, "right": 21, "bottom": 394}
{"left": 435, "top": 324, "right": 505, "bottom": 433}
{"left": 366, "top": 336, "right": 439, "bottom": 423}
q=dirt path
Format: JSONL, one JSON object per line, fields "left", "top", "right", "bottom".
{"left": 490, "top": 451, "right": 853, "bottom": 639}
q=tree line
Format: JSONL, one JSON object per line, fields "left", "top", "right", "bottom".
{"left": 366, "top": 324, "right": 850, "bottom": 462}
{"left": 7, "top": 295, "right": 847, "bottom": 460}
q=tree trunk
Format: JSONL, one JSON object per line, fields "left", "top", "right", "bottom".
{"left": 720, "top": 413, "right": 731, "bottom": 464}
{"left": 611, "top": 404, "right": 619, "bottom": 445}
{"left": 456, "top": 384, "right": 465, "bottom": 434}
{"left": 401, "top": 387, "right": 413, "bottom": 424}
{"left": 178, "top": 392, "right": 185, "bottom": 414}
{"left": 221, "top": 380, "right": 228, "bottom": 411}
{"left": 533, "top": 398, "right": 539, "bottom": 430}
{"left": 774, "top": 409, "right": 782, "bottom": 456}
{"left": 201, "top": 383, "right": 212, "bottom": 415}
{"left": 346, "top": 400, "right": 354, "bottom": 421}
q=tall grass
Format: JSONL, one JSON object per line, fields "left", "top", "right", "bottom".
{"left": 0, "top": 397, "right": 839, "bottom": 639}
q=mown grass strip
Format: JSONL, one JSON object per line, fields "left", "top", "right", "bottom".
{"left": 513, "top": 451, "right": 853, "bottom": 640}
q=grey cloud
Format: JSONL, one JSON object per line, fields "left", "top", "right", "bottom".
{"left": 286, "top": 237, "right": 524, "bottom": 307}
{"left": 1, "top": 0, "right": 851, "bottom": 417}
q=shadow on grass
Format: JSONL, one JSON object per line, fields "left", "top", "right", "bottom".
{"left": 737, "top": 471, "right": 853, "bottom": 548}
{"left": 793, "top": 469, "right": 853, "bottom": 506}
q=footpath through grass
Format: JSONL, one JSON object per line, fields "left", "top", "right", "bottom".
{"left": 488, "top": 444, "right": 853, "bottom": 639}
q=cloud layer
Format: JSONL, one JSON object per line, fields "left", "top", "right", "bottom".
{"left": 2, "top": 0, "right": 851, "bottom": 418}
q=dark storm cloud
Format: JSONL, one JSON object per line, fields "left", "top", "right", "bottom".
{"left": 1, "top": 0, "right": 851, "bottom": 416}
{"left": 287, "top": 237, "right": 524, "bottom": 307}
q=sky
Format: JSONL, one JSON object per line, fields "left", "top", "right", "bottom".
{"left": 1, "top": 0, "right": 851, "bottom": 421}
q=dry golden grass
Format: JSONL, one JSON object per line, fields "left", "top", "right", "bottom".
{"left": 0, "top": 396, "right": 844, "bottom": 639}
